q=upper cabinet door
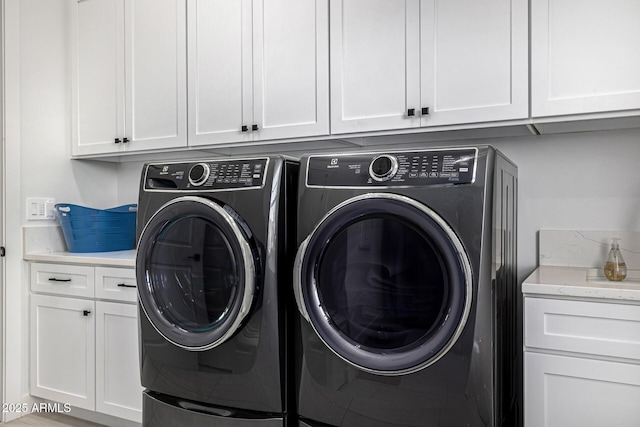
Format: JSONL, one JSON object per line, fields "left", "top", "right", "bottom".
{"left": 252, "top": 0, "right": 329, "bottom": 140}
{"left": 124, "top": 0, "right": 187, "bottom": 150}
{"left": 70, "top": 0, "right": 125, "bottom": 156}
{"left": 189, "top": 0, "right": 329, "bottom": 146}
{"left": 187, "top": 0, "right": 253, "bottom": 145}
{"left": 421, "top": 0, "right": 528, "bottom": 126}
{"left": 531, "top": 0, "right": 640, "bottom": 117}
{"left": 330, "top": 0, "right": 421, "bottom": 134}
{"left": 71, "top": 0, "right": 187, "bottom": 156}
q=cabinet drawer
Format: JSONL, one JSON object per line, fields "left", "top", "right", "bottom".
{"left": 525, "top": 297, "right": 640, "bottom": 360}
{"left": 31, "top": 263, "right": 94, "bottom": 298}
{"left": 95, "top": 267, "right": 137, "bottom": 303}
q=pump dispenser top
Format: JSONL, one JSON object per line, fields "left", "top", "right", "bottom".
{"left": 604, "top": 238, "right": 627, "bottom": 282}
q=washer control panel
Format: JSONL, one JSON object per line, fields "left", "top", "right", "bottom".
{"left": 306, "top": 148, "right": 477, "bottom": 187}
{"left": 144, "top": 158, "right": 268, "bottom": 191}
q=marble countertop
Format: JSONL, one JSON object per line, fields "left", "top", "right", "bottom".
{"left": 24, "top": 249, "right": 136, "bottom": 268}
{"left": 523, "top": 265, "right": 640, "bottom": 302}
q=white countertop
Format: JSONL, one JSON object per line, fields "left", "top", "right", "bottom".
{"left": 22, "top": 225, "right": 136, "bottom": 267}
{"left": 523, "top": 265, "right": 640, "bottom": 302}
{"left": 24, "top": 249, "right": 136, "bottom": 268}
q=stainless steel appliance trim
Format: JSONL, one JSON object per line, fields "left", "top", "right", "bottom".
{"left": 136, "top": 195, "right": 256, "bottom": 351}
{"left": 368, "top": 154, "right": 399, "bottom": 182}
{"left": 293, "top": 192, "right": 474, "bottom": 375}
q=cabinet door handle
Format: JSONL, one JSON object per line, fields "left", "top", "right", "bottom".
{"left": 117, "top": 283, "right": 137, "bottom": 288}
{"left": 122, "top": 137, "right": 129, "bottom": 144}
{"left": 407, "top": 108, "right": 415, "bottom": 116}
{"left": 251, "top": 124, "right": 259, "bottom": 131}
{"left": 114, "top": 138, "right": 121, "bottom": 144}
{"left": 421, "top": 107, "right": 429, "bottom": 115}
{"left": 241, "top": 125, "right": 249, "bottom": 132}
{"left": 48, "top": 277, "right": 71, "bottom": 282}
{"left": 83, "top": 310, "right": 91, "bottom": 316}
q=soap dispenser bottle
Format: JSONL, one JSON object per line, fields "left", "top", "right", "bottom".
{"left": 604, "top": 238, "right": 627, "bottom": 282}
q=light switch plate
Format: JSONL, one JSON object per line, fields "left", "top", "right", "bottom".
{"left": 26, "top": 198, "right": 56, "bottom": 220}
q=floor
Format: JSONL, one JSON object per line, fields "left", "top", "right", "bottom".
{"left": 4, "top": 413, "right": 104, "bottom": 426}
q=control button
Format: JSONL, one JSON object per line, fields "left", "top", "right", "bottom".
{"left": 369, "top": 155, "right": 399, "bottom": 182}
{"left": 188, "top": 163, "right": 211, "bottom": 187}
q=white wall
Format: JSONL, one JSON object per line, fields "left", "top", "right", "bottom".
{"left": 117, "top": 162, "right": 147, "bottom": 206}
{"left": 491, "top": 128, "right": 640, "bottom": 281}
{"left": 3, "top": 0, "right": 120, "bottom": 417}
{"left": 18, "top": 0, "right": 119, "bottom": 217}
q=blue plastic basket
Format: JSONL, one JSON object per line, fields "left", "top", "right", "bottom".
{"left": 55, "top": 203, "right": 138, "bottom": 253}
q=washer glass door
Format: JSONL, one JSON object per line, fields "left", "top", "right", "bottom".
{"left": 137, "top": 196, "right": 257, "bottom": 350}
{"left": 295, "top": 194, "right": 472, "bottom": 375}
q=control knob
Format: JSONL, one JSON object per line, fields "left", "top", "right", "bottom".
{"left": 188, "top": 163, "right": 211, "bottom": 187}
{"left": 369, "top": 155, "right": 399, "bottom": 182}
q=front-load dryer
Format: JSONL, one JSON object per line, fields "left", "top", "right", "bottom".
{"left": 293, "top": 146, "right": 518, "bottom": 426}
{"left": 135, "top": 156, "right": 298, "bottom": 426}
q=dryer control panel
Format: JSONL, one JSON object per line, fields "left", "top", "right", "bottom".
{"left": 306, "top": 148, "right": 477, "bottom": 187}
{"left": 144, "top": 158, "right": 268, "bottom": 191}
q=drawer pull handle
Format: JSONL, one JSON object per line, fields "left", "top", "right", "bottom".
{"left": 48, "top": 277, "right": 71, "bottom": 282}
{"left": 117, "top": 283, "right": 136, "bottom": 288}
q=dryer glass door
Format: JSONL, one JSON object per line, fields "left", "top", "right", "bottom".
{"left": 137, "top": 196, "right": 257, "bottom": 351}
{"left": 295, "top": 194, "right": 472, "bottom": 375}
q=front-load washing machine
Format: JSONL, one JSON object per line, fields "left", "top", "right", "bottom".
{"left": 135, "top": 156, "right": 298, "bottom": 426}
{"left": 293, "top": 146, "right": 518, "bottom": 426}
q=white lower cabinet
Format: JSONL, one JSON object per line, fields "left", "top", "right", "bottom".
{"left": 526, "top": 352, "right": 640, "bottom": 427}
{"left": 29, "top": 263, "right": 142, "bottom": 423}
{"left": 30, "top": 294, "right": 96, "bottom": 410}
{"left": 96, "top": 301, "right": 142, "bottom": 421}
{"left": 524, "top": 296, "right": 640, "bottom": 426}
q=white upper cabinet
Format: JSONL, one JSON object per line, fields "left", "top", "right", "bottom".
{"left": 70, "top": 0, "right": 124, "bottom": 155}
{"left": 531, "top": 0, "right": 640, "bottom": 117}
{"left": 70, "top": 0, "right": 187, "bottom": 156}
{"left": 330, "top": 0, "right": 528, "bottom": 134}
{"left": 188, "top": 0, "right": 329, "bottom": 146}
{"left": 330, "top": 0, "right": 421, "bottom": 133}
{"left": 421, "top": 0, "right": 528, "bottom": 126}
{"left": 187, "top": 0, "right": 250, "bottom": 145}
{"left": 124, "top": 0, "right": 187, "bottom": 151}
